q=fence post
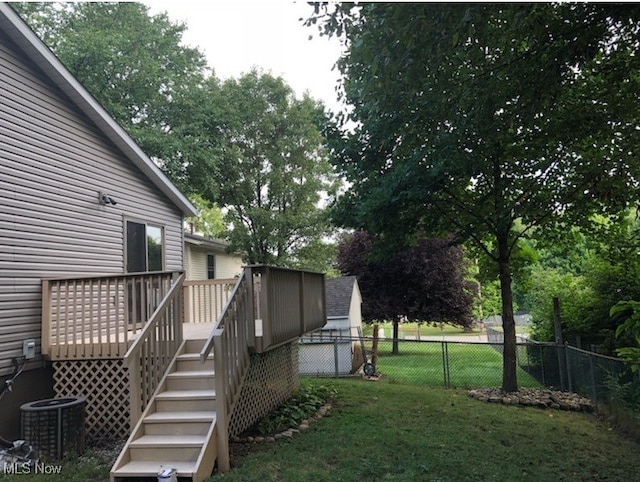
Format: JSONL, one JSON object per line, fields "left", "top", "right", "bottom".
{"left": 441, "top": 342, "right": 450, "bottom": 388}
{"left": 588, "top": 352, "right": 597, "bottom": 405}
{"left": 334, "top": 338, "right": 339, "bottom": 378}
{"left": 553, "top": 297, "right": 567, "bottom": 391}
{"left": 564, "top": 343, "right": 573, "bottom": 392}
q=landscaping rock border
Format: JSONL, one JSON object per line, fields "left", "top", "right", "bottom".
{"left": 468, "top": 387, "right": 594, "bottom": 412}
{"left": 231, "top": 401, "right": 332, "bottom": 444}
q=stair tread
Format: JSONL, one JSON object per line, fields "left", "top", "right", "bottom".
{"left": 155, "top": 389, "right": 215, "bottom": 399}
{"left": 167, "top": 370, "right": 215, "bottom": 378}
{"left": 112, "top": 460, "right": 196, "bottom": 476}
{"left": 178, "top": 352, "right": 213, "bottom": 360}
{"left": 145, "top": 411, "right": 216, "bottom": 422}
{"left": 130, "top": 434, "right": 206, "bottom": 446}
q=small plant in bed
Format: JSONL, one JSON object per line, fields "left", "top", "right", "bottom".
{"left": 252, "top": 382, "right": 335, "bottom": 436}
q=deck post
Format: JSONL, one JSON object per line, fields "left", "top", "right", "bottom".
{"left": 41, "top": 279, "right": 51, "bottom": 356}
{"left": 214, "top": 335, "right": 230, "bottom": 472}
{"left": 127, "top": 356, "right": 142, "bottom": 427}
{"left": 259, "top": 267, "right": 271, "bottom": 352}
{"left": 183, "top": 284, "right": 192, "bottom": 323}
{"left": 245, "top": 268, "right": 256, "bottom": 350}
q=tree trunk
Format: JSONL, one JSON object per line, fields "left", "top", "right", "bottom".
{"left": 372, "top": 324, "right": 379, "bottom": 365}
{"left": 498, "top": 236, "right": 518, "bottom": 393}
{"left": 392, "top": 319, "right": 400, "bottom": 355}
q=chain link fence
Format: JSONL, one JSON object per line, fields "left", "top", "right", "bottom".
{"left": 299, "top": 334, "right": 640, "bottom": 435}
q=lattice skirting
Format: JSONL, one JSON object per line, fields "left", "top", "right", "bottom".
{"left": 53, "top": 359, "right": 130, "bottom": 441}
{"left": 229, "top": 342, "right": 300, "bottom": 437}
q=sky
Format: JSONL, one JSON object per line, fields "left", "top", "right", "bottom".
{"left": 144, "top": 1, "right": 346, "bottom": 113}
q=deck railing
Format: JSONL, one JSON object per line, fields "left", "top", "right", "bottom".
{"left": 124, "top": 272, "right": 185, "bottom": 423}
{"left": 183, "top": 278, "right": 235, "bottom": 323}
{"left": 200, "top": 269, "right": 254, "bottom": 472}
{"left": 200, "top": 265, "right": 326, "bottom": 472}
{"left": 255, "top": 266, "right": 326, "bottom": 353}
{"left": 42, "top": 271, "right": 178, "bottom": 360}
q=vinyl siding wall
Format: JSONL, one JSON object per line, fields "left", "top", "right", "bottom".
{"left": 185, "top": 245, "right": 243, "bottom": 281}
{"left": 0, "top": 31, "right": 184, "bottom": 376}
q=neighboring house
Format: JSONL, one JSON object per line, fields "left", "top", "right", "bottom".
{"left": 183, "top": 233, "right": 243, "bottom": 323}
{"left": 184, "top": 233, "right": 243, "bottom": 281}
{"left": 300, "top": 276, "right": 363, "bottom": 376}
{"left": 0, "top": 3, "right": 196, "bottom": 437}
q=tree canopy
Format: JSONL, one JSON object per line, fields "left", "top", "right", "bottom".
{"left": 310, "top": 3, "right": 640, "bottom": 391}
{"left": 528, "top": 212, "right": 640, "bottom": 354}
{"left": 199, "top": 71, "right": 338, "bottom": 267}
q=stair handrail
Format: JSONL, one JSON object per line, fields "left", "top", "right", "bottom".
{"left": 199, "top": 267, "right": 254, "bottom": 473}
{"left": 124, "top": 271, "right": 185, "bottom": 424}
{"left": 199, "top": 268, "right": 253, "bottom": 363}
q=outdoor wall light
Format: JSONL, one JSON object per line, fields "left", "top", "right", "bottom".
{"left": 99, "top": 192, "right": 118, "bottom": 206}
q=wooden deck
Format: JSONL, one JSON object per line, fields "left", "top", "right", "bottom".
{"left": 43, "top": 266, "right": 327, "bottom": 480}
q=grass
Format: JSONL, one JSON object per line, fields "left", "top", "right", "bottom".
{"left": 211, "top": 378, "right": 640, "bottom": 481}
{"left": 364, "top": 322, "right": 529, "bottom": 338}
{"left": 370, "top": 340, "right": 542, "bottom": 388}
{"left": 4, "top": 379, "right": 639, "bottom": 481}
{"left": 1, "top": 444, "right": 117, "bottom": 481}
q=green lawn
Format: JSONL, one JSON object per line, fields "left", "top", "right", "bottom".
{"left": 370, "top": 339, "right": 541, "bottom": 388}
{"left": 211, "top": 378, "right": 640, "bottom": 481}
{"left": 364, "top": 322, "right": 530, "bottom": 338}
{"left": 5, "top": 379, "right": 639, "bottom": 481}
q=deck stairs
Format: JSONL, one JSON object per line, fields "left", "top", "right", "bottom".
{"left": 110, "top": 338, "right": 218, "bottom": 482}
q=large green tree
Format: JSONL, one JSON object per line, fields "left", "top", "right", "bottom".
{"left": 311, "top": 3, "right": 640, "bottom": 391}
{"left": 201, "top": 71, "right": 338, "bottom": 267}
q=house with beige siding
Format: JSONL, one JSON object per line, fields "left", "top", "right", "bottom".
{"left": 184, "top": 233, "right": 243, "bottom": 281}
{"left": 0, "top": 5, "right": 326, "bottom": 480}
{"left": 183, "top": 233, "right": 243, "bottom": 323}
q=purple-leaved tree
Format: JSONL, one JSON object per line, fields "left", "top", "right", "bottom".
{"left": 337, "top": 231, "right": 474, "bottom": 354}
